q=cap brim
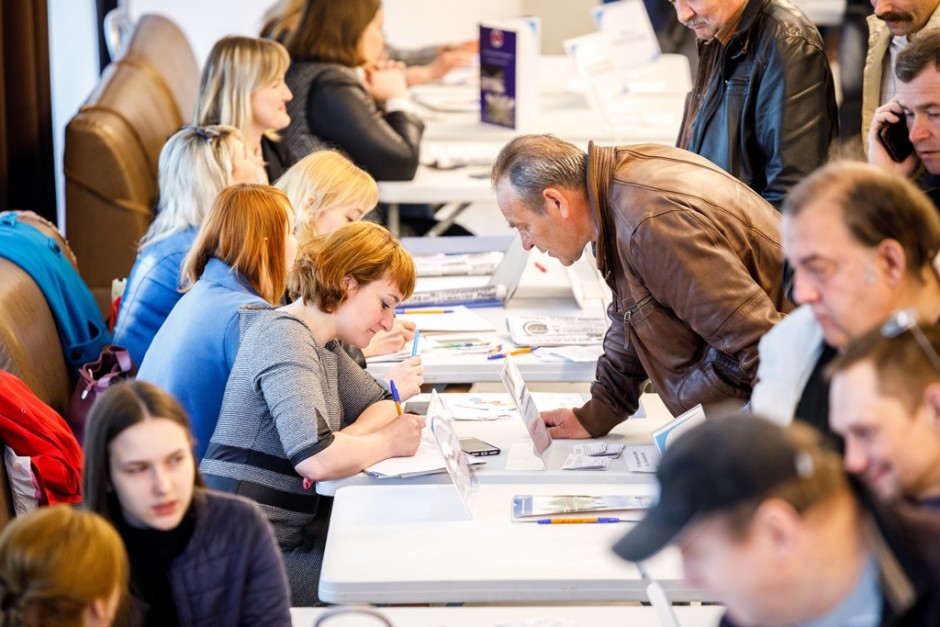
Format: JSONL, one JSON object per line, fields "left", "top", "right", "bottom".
{"left": 611, "top": 509, "right": 687, "bottom": 562}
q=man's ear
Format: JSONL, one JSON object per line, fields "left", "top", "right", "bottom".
{"left": 752, "top": 499, "right": 802, "bottom": 559}
{"left": 877, "top": 239, "right": 908, "bottom": 287}
{"left": 542, "top": 187, "right": 569, "bottom": 218}
{"left": 922, "top": 383, "right": 940, "bottom": 433}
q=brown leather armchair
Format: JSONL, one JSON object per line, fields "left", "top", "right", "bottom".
{"left": 64, "top": 14, "right": 199, "bottom": 316}
{"left": 0, "top": 211, "right": 79, "bottom": 416}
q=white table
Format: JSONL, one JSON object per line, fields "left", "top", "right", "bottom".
{"left": 316, "top": 392, "right": 673, "bottom": 496}
{"left": 368, "top": 246, "right": 609, "bottom": 385}
{"left": 291, "top": 604, "right": 724, "bottom": 626}
{"left": 316, "top": 392, "right": 671, "bottom": 496}
{"left": 318, "top": 482, "right": 707, "bottom": 605}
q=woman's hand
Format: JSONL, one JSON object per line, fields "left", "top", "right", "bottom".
{"left": 362, "top": 319, "right": 416, "bottom": 357}
{"left": 384, "top": 357, "right": 423, "bottom": 400}
{"left": 379, "top": 412, "right": 425, "bottom": 457}
{"left": 364, "top": 59, "right": 408, "bottom": 104}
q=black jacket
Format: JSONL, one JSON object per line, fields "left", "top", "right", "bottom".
{"left": 283, "top": 60, "right": 424, "bottom": 181}
{"left": 679, "top": 0, "right": 838, "bottom": 209}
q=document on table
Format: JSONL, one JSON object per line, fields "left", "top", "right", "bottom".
{"left": 507, "top": 315, "right": 607, "bottom": 346}
{"left": 397, "top": 306, "right": 495, "bottom": 333}
{"left": 364, "top": 436, "right": 484, "bottom": 479}
{"left": 413, "top": 251, "right": 503, "bottom": 277}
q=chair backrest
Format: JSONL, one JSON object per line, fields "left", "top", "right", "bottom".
{"left": 0, "top": 212, "right": 78, "bottom": 415}
{"left": 64, "top": 14, "right": 199, "bottom": 316}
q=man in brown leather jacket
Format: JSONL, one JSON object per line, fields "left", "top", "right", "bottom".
{"left": 491, "top": 135, "right": 792, "bottom": 438}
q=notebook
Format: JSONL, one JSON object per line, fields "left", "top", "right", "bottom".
{"left": 401, "top": 234, "right": 530, "bottom": 308}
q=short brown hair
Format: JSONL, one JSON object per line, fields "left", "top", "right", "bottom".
{"left": 285, "top": 0, "right": 381, "bottom": 66}
{"left": 896, "top": 28, "right": 940, "bottom": 83}
{"left": 827, "top": 321, "right": 940, "bottom": 411}
{"left": 288, "top": 221, "right": 415, "bottom": 312}
{"left": 490, "top": 134, "right": 587, "bottom": 215}
{"left": 181, "top": 184, "right": 294, "bottom": 304}
{"left": 0, "top": 505, "right": 128, "bottom": 627}
{"left": 783, "top": 161, "right": 940, "bottom": 281}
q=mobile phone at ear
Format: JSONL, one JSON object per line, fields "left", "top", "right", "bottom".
{"left": 459, "top": 437, "right": 500, "bottom": 456}
{"left": 878, "top": 119, "right": 914, "bottom": 162}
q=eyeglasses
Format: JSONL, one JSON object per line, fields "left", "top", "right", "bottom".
{"left": 881, "top": 308, "right": 940, "bottom": 372}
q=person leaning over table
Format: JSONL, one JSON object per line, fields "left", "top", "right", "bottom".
{"left": 275, "top": 149, "right": 423, "bottom": 399}
{"left": 199, "top": 221, "right": 424, "bottom": 606}
{"left": 491, "top": 134, "right": 792, "bottom": 439}
{"left": 613, "top": 415, "right": 940, "bottom": 627}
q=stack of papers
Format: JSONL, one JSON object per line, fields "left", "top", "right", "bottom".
{"left": 507, "top": 315, "right": 607, "bottom": 346}
{"left": 413, "top": 251, "right": 503, "bottom": 277}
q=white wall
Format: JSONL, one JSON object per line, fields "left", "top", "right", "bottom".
{"left": 48, "top": 0, "right": 100, "bottom": 230}
{"left": 123, "top": 0, "right": 601, "bottom": 69}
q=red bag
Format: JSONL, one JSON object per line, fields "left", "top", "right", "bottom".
{"left": 66, "top": 345, "right": 135, "bottom": 444}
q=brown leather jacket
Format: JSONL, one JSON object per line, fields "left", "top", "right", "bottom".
{"left": 572, "top": 144, "right": 793, "bottom": 437}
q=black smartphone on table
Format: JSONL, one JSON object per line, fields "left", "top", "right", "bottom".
{"left": 459, "top": 437, "right": 501, "bottom": 457}
{"left": 878, "top": 119, "right": 915, "bottom": 163}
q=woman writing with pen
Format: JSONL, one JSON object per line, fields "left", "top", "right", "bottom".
{"left": 199, "top": 221, "right": 424, "bottom": 606}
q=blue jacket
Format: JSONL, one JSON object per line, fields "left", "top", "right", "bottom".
{"left": 0, "top": 213, "right": 109, "bottom": 371}
{"left": 137, "top": 258, "right": 264, "bottom": 460}
{"left": 168, "top": 490, "right": 292, "bottom": 626}
{"left": 113, "top": 227, "right": 197, "bottom": 368}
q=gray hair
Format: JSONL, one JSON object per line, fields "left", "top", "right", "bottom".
{"left": 490, "top": 134, "right": 587, "bottom": 214}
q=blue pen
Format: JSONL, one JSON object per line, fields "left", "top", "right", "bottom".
{"left": 389, "top": 380, "right": 403, "bottom": 415}
{"left": 536, "top": 517, "right": 622, "bottom": 524}
{"left": 411, "top": 330, "right": 421, "bottom": 357}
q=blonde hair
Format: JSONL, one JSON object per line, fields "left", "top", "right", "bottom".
{"left": 0, "top": 505, "right": 128, "bottom": 627}
{"left": 181, "top": 184, "right": 294, "bottom": 304}
{"left": 288, "top": 221, "right": 415, "bottom": 311}
{"left": 141, "top": 125, "right": 245, "bottom": 249}
{"left": 275, "top": 150, "right": 378, "bottom": 245}
{"left": 194, "top": 36, "right": 290, "bottom": 144}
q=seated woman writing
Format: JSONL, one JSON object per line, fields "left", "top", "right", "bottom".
{"left": 275, "top": 149, "right": 423, "bottom": 399}
{"left": 199, "top": 221, "right": 424, "bottom": 606}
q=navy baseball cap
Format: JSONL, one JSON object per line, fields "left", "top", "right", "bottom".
{"left": 613, "top": 415, "right": 816, "bottom": 562}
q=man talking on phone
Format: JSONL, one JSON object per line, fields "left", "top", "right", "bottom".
{"left": 868, "top": 28, "right": 940, "bottom": 207}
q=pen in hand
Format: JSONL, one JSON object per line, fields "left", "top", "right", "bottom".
{"left": 410, "top": 330, "right": 421, "bottom": 357}
{"left": 389, "top": 379, "right": 403, "bottom": 415}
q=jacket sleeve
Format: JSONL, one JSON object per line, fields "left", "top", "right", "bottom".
{"left": 238, "top": 502, "right": 293, "bottom": 626}
{"left": 305, "top": 67, "right": 424, "bottom": 181}
{"left": 756, "top": 33, "right": 837, "bottom": 209}
{"left": 572, "top": 298, "right": 648, "bottom": 437}
{"left": 629, "top": 210, "right": 785, "bottom": 382}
